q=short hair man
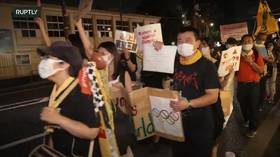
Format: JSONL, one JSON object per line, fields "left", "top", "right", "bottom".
{"left": 170, "top": 27, "right": 221, "bottom": 157}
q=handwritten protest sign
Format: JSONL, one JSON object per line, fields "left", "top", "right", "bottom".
{"left": 135, "top": 23, "right": 163, "bottom": 51}
{"left": 143, "top": 43, "right": 177, "bottom": 74}
{"left": 218, "top": 46, "right": 242, "bottom": 77}
{"left": 114, "top": 30, "right": 137, "bottom": 53}
{"left": 220, "top": 22, "right": 248, "bottom": 43}
{"left": 150, "top": 95, "right": 185, "bottom": 142}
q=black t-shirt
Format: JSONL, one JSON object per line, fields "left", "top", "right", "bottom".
{"left": 173, "top": 57, "right": 220, "bottom": 137}
{"left": 120, "top": 53, "right": 137, "bottom": 81}
{"left": 51, "top": 85, "right": 100, "bottom": 157}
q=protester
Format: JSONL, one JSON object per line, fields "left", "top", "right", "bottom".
{"left": 255, "top": 32, "right": 268, "bottom": 111}
{"left": 200, "top": 38, "right": 216, "bottom": 63}
{"left": 120, "top": 49, "right": 138, "bottom": 81}
{"left": 237, "top": 34, "right": 264, "bottom": 138}
{"left": 97, "top": 41, "right": 136, "bottom": 157}
{"left": 37, "top": 41, "right": 100, "bottom": 156}
{"left": 161, "top": 27, "right": 221, "bottom": 157}
{"left": 226, "top": 37, "right": 238, "bottom": 49}
{"left": 265, "top": 42, "right": 277, "bottom": 103}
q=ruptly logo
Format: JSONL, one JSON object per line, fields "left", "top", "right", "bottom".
{"left": 12, "top": 7, "right": 40, "bottom": 18}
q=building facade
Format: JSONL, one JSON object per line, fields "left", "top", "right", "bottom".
{"left": 0, "top": 2, "right": 160, "bottom": 80}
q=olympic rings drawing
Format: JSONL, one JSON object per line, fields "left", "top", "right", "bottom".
{"left": 151, "top": 108, "right": 180, "bottom": 125}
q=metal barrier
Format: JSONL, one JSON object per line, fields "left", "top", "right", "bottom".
{"left": 0, "top": 97, "right": 49, "bottom": 112}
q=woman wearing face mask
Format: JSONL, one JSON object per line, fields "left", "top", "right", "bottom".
{"left": 200, "top": 39, "right": 216, "bottom": 63}
{"left": 97, "top": 41, "right": 136, "bottom": 157}
{"left": 237, "top": 34, "right": 264, "bottom": 138}
{"left": 36, "top": 41, "right": 101, "bottom": 157}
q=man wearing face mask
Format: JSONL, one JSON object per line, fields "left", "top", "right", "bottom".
{"left": 166, "top": 27, "right": 221, "bottom": 157}
{"left": 238, "top": 34, "right": 264, "bottom": 138}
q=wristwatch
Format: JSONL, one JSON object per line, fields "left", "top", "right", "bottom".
{"left": 187, "top": 100, "right": 193, "bottom": 109}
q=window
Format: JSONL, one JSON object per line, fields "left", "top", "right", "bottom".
{"left": 97, "top": 19, "right": 112, "bottom": 38}
{"left": 116, "top": 20, "right": 129, "bottom": 31}
{"left": 13, "top": 17, "right": 38, "bottom": 37}
{"left": 46, "top": 15, "right": 64, "bottom": 37}
{"left": 15, "top": 54, "right": 30, "bottom": 65}
{"left": 75, "top": 18, "right": 93, "bottom": 37}
{"left": 132, "top": 22, "right": 144, "bottom": 31}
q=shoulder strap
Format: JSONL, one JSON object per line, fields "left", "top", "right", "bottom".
{"left": 49, "top": 79, "right": 79, "bottom": 109}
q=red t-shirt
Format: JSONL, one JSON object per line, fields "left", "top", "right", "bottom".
{"left": 238, "top": 52, "right": 264, "bottom": 82}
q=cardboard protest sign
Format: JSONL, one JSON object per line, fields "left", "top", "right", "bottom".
{"left": 220, "top": 22, "right": 248, "bottom": 43}
{"left": 129, "top": 88, "right": 154, "bottom": 140}
{"left": 150, "top": 96, "right": 184, "bottom": 142}
{"left": 129, "top": 87, "right": 185, "bottom": 142}
{"left": 110, "top": 85, "right": 135, "bottom": 115}
{"left": 135, "top": 23, "right": 163, "bottom": 51}
{"left": 218, "top": 46, "right": 242, "bottom": 77}
{"left": 114, "top": 30, "right": 137, "bottom": 53}
{"left": 143, "top": 43, "right": 177, "bottom": 74}
{"left": 220, "top": 90, "right": 233, "bottom": 118}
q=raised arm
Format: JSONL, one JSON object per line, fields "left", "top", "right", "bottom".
{"left": 75, "top": 18, "right": 94, "bottom": 59}
{"left": 34, "top": 17, "right": 51, "bottom": 47}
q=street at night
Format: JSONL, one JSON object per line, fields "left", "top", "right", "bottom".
{"left": 0, "top": 0, "right": 280, "bottom": 157}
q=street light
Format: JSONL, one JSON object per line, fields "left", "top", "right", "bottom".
{"left": 210, "top": 22, "right": 214, "bottom": 27}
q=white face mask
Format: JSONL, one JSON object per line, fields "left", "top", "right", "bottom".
{"left": 177, "top": 43, "right": 195, "bottom": 57}
{"left": 102, "top": 54, "right": 113, "bottom": 65}
{"left": 242, "top": 44, "right": 253, "bottom": 51}
{"left": 38, "top": 58, "right": 64, "bottom": 79}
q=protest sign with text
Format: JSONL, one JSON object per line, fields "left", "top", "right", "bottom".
{"left": 218, "top": 46, "right": 242, "bottom": 76}
{"left": 114, "top": 30, "right": 137, "bottom": 53}
{"left": 135, "top": 23, "right": 163, "bottom": 51}
{"left": 143, "top": 43, "right": 177, "bottom": 74}
{"left": 220, "top": 22, "right": 248, "bottom": 43}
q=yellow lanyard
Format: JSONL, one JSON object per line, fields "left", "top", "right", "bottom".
{"left": 48, "top": 77, "right": 78, "bottom": 109}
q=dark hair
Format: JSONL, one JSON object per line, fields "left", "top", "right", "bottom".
{"left": 97, "top": 42, "right": 121, "bottom": 80}
{"left": 226, "top": 37, "right": 238, "bottom": 45}
{"left": 68, "top": 34, "right": 87, "bottom": 59}
{"left": 201, "top": 38, "right": 211, "bottom": 47}
{"left": 256, "top": 32, "right": 267, "bottom": 38}
{"left": 178, "top": 27, "right": 200, "bottom": 40}
{"left": 241, "top": 34, "right": 259, "bottom": 63}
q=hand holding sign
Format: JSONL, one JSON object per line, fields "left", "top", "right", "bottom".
{"left": 77, "top": 0, "right": 93, "bottom": 19}
{"left": 135, "top": 23, "right": 163, "bottom": 51}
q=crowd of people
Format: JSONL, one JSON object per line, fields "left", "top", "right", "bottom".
{"left": 31, "top": 11, "right": 280, "bottom": 157}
